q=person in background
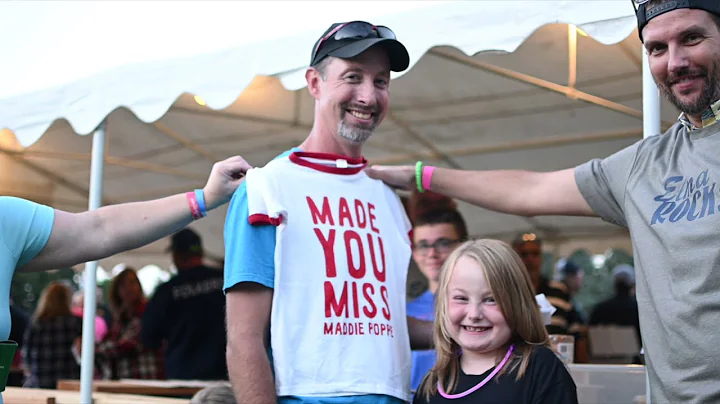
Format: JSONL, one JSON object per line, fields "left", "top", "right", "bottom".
{"left": 555, "top": 260, "right": 587, "bottom": 323}
{"left": 91, "top": 268, "right": 163, "bottom": 380}
{"left": 142, "top": 228, "right": 227, "bottom": 380}
{"left": 22, "top": 282, "right": 82, "bottom": 389}
{"left": 511, "top": 234, "right": 588, "bottom": 363}
{"left": 407, "top": 208, "right": 468, "bottom": 392}
{"left": 191, "top": 383, "right": 237, "bottom": 404}
{"left": 71, "top": 290, "right": 108, "bottom": 342}
{"left": 589, "top": 263, "right": 642, "bottom": 363}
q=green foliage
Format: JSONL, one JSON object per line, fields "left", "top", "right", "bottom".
{"left": 11, "top": 269, "right": 80, "bottom": 313}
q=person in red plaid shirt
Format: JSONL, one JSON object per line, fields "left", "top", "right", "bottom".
{"left": 88, "top": 268, "right": 164, "bottom": 380}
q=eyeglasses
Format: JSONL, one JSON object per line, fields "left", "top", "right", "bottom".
{"left": 413, "top": 238, "right": 459, "bottom": 255}
{"left": 311, "top": 21, "right": 397, "bottom": 65}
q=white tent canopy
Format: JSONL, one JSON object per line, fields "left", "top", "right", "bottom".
{"left": 0, "top": 0, "right": 677, "bottom": 273}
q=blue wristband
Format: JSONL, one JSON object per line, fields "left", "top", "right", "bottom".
{"left": 194, "top": 189, "right": 208, "bottom": 217}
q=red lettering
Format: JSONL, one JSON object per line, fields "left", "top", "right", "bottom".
{"left": 307, "top": 196, "right": 335, "bottom": 225}
{"left": 351, "top": 281, "right": 360, "bottom": 318}
{"left": 324, "top": 322, "right": 334, "bottom": 335}
{"left": 325, "top": 281, "right": 348, "bottom": 318}
{"left": 344, "top": 230, "right": 366, "bottom": 279}
{"left": 362, "top": 283, "right": 377, "bottom": 318}
{"left": 381, "top": 324, "right": 387, "bottom": 335}
{"left": 387, "top": 325, "right": 394, "bottom": 338}
{"left": 339, "top": 197, "right": 354, "bottom": 227}
{"left": 335, "top": 322, "right": 342, "bottom": 334}
{"left": 381, "top": 285, "right": 391, "bottom": 320}
{"left": 354, "top": 199, "right": 367, "bottom": 229}
{"left": 368, "top": 203, "right": 379, "bottom": 233}
{"left": 315, "top": 228, "right": 337, "bottom": 277}
{"left": 367, "top": 234, "right": 386, "bottom": 282}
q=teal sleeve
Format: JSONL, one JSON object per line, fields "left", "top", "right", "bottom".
{"left": 0, "top": 197, "right": 54, "bottom": 268}
{"left": 223, "top": 181, "right": 276, "bottom": 292}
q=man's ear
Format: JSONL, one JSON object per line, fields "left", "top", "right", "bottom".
{"left": 306, "top": 68, "right": 322, "bottom": 100}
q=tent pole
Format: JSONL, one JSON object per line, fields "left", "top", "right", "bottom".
{"left": 80, "top": 120, "right": 106, "bottom": 404}
{"left": 642, "top": 47, "right": 660, "bottom": 404}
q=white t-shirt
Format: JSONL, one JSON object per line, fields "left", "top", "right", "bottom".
{"left": 244, "top": 151, "right": 412, "bottom": 401}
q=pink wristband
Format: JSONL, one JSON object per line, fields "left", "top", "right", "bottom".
{"left": 422, "top": 165, "right": 435, "bottom": 191}
{"left": 186, "top": 192, "right": 204, "bottom": 220}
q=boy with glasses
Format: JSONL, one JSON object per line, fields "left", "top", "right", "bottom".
{"left": 407, "top": 209, "right": 468, "bottom": 392}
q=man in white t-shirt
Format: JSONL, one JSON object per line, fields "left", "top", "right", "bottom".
{"left": 224, "top": 21, "right": 433, "bottom": 404}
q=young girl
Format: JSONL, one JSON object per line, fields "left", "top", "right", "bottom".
{"left": 414, "top": 239, "right": 578, "bottom": 404}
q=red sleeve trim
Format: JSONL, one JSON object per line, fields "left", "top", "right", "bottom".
{"left": 249, "top": 214, "right": 283, "bottom": 226}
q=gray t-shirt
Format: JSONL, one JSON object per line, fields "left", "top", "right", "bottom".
{"left": 576, "top": 122, "right": 720, "bottom": 404}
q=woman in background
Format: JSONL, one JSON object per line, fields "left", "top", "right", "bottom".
{"left": 93, "top": 267, "right": 164, "bottom": 380}
{"left": 22, "top": 282, "right": 82, "bottom": 389}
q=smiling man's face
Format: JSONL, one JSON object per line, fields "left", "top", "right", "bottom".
{"left": 644, "top": 8, "right": 720, "bottom": 117}
{"left": 315, "top": 47, "right": 391, "bottom": 144}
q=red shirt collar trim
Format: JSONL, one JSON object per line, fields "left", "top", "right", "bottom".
{"left": 288, "top": 151, "right": 367, "bottom": 175}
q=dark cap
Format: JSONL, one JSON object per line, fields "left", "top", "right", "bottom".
{"left": 310, "top": 21, "right": 410, "bottom": 72}
{"left": 557, "top": 260, "right": 582, "bottom": 277}
{"left": 635, "top": 0, "right": 720, "bottom": 42}
{"left": 166, "top": 228, "right": 203, "bottom": 254}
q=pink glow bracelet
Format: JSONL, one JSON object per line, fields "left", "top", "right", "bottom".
{"left": 422, "top": 165, "right": 436, "bottom": 191}
{"left": 186, "top": 192, "right": 204, "bottom": 220}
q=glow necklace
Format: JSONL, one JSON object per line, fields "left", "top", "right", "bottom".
{"left": 437, "top": 344, "right": 515, "bottom": 399}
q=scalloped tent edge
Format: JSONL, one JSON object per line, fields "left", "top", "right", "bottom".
{"left": 0, "top": 1, "right": 640, "bottom": 147}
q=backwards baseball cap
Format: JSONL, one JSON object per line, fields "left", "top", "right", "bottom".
{"left": 166, "top": 228, "right": 203, "bottom": 254}
{"left": 310, "top": 21, "right": 410, "bottom": 72}
{"left": 611, "top": 264, "right": 636, "bottom": 286}
{"left": 557, "top": 260, "right": 583, "bottom": 277}
{"left": 634, "top": 0, "right": 720, "bottom": 42}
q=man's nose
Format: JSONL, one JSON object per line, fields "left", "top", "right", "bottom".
{"left": 354, "top": 81, "right": 376, "bottom": 105}
{"left": 668, "top": 45, "right": 691, "bottom": 75}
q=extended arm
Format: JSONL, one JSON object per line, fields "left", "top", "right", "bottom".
{"left": 366, "top": 166, "right": 595, "bottom": 217}
{"left": 226, "top": 283, "right": 276, "bottom": 403}
{"left": 21, "top": 156, "right": 250, "bottom": 272}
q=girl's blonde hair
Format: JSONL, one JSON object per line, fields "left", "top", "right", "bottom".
{"left": 33, "top": 282, "right": 73, "bottom": 323}
{"left": 419, "top": 239, "right": 549, "bottom": 399}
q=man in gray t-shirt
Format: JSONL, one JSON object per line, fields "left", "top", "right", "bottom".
{"left": 367, "top": 1, "right": 720, "bottom": 402}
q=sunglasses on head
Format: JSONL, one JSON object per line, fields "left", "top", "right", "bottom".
{"left": 311, "top": 21, "right": 397, "bottom": 65}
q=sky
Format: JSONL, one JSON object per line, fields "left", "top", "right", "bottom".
{"left": 0, "top": 1, "right": 449, "bottom": 98}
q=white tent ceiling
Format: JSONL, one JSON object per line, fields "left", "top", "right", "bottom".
{"left": 0, "top": 1, "right": 680, "bottom": 270}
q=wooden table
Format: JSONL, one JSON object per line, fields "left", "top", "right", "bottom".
{"left": 4, "top": 387, "right": 189, "bottom": 404}
{"left": 56, "top": 379, "right": 203, "bottom": 397}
